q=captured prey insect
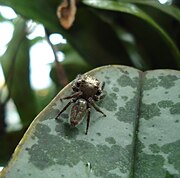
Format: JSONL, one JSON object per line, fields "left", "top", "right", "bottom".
{"left": 55, "top": 74, "right": 106, "bottom": 134}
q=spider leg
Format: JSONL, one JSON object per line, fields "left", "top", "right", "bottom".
{"left": 60, "top": 91, "right": 82, "bottom": 100}
{"left": 92, "top": 103, "right": 106, "bottom": 117}
{"left": 55, "top": 100, "right": 74, "bottom": 120}
{"left": 89, "top": 98, "right": 106, "bottom": 117}
{"left": 85, "top": 108, "right": 91, "bottom": 135}
{"left": 99, "top": 82, "right": 106, "bottom": 100}
{"left": 94, "top": 82, "right": 106, "bottom": 101}
{"left": 94, "top": 93, "right": 105, "bottom": 101}
{"left": 101, "top": 81, "right": 105, "bottom": 90}
{"left": 99, "top": 93, "right": 106, "bottom": 100}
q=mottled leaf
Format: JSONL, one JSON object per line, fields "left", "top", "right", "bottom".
{"left": 0, "top": 65, "right": 180, "bottom": 178}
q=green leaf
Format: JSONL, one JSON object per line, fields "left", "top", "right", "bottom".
{"left": 0, "top": 18, "right": 37, "bottom": 126}
{"left": 0, "top": 14, "right": 6, "bottom": 22}
{"left": 118, "top": 0, "right": 180, "bottom": 21}
{"left": 1, "top": 65, "right": 180, "bottom": 177}
{"left": 0, "top": 130, "right": 26, "bottom": 166}
{"left": 134, "top": 70, "right": 180, "bottom": 177}
{"left": 1, "top": 0, "right": 179, "bottom": 69}
{"left": 0, "top": 0, "right": 133, "bottom": 67}
{"left": 82, "top": 0, "right": 180, "bottom": 68}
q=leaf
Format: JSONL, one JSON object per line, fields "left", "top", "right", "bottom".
{"left": 118, "top": 0, "right": 180, "bottom": 21}
{"left": 0, "top": 18, "right": 37, "bottom": 126}
{"left": 122, "top": 0, "right": 180, "bottom": 49}
{"left": 134, "top": 70, "right": 180, "bottom": 177}
{"left": 0, "top": 129, "right": 26, "bottom": 166}
{"left": 0, "top": 65, "right": 180, "bottom": 177}
{"left": 1, "top": 0, "right": 179, "bottom": 69}
{"left": 0, "top": 0, "right": 133, "bottom": 67}
{"left": 82, "top": 0, "right": 180, "bottom": 68}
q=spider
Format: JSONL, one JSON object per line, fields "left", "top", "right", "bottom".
{"left": 55, "top": 74, "right": 106, "bottom": 134}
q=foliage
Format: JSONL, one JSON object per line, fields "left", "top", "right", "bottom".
{"left": 0, "top": 0, "right": 180, "bottom": 168}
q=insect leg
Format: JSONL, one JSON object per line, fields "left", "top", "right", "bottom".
{"left": 99, "top": 82, "right": 106, "bottom": 100}
{"left": 55, "top": 100, "right": 74, "bottom": 120}
{"left": 85, "top": 108, "right": 91, "bottom": 135}
{"left": 89, "top": 98, "right": 106, "bottom": 117}
{"left": 101, "top": 81, "right": 105, "bottom": 90}
{"left": 99, "top": 93, "right": 106, "bottom": 100}
{"left": 92, "top": 103, "right": 106, "bottom": 117}
{"left": 60, "top": 91, "right": 82, "bottom": 100}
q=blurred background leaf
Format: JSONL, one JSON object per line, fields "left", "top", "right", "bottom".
{"left": 1, "top": 18, "right": 37, "bottom": 126}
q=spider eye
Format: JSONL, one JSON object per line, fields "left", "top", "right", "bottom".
{"left": 76, "top": 81, "right": 81, "bottom": 87}
{"left": 96, "top": 90, "right": 101, "bottom": 96}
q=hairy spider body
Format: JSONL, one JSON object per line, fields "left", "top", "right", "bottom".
{"left": 55, "top": 74, "right": 106, "bottom": 134}
{"left": 70, "top": 99, "right": 87, "bottom": 127}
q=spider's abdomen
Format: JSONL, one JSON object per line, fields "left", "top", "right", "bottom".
{"left": 69, "top": 99, "right": 87, "bottom": 127}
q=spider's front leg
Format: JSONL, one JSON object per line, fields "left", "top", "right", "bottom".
{"left": 101, "top": 81, "right": 105, "bottom": 90}
{"left": 55, "top": 100, "right": 74, "bottom": 120}
{"left": 55, "top": 91, "right": 82, "bottom": 120}
{"left": 99, "top": 81, "right": 106, "bottom": 100}
{"left": 60, "top": 91, "right": 82, "bottom": 101}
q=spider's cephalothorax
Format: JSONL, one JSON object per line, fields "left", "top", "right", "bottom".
{"left": 55, "top": 74, "right": 106, "bottom": 134}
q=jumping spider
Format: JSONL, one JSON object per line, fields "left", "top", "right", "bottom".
{"left": 55, "top": 74, "right": 106, "bottom": 134}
